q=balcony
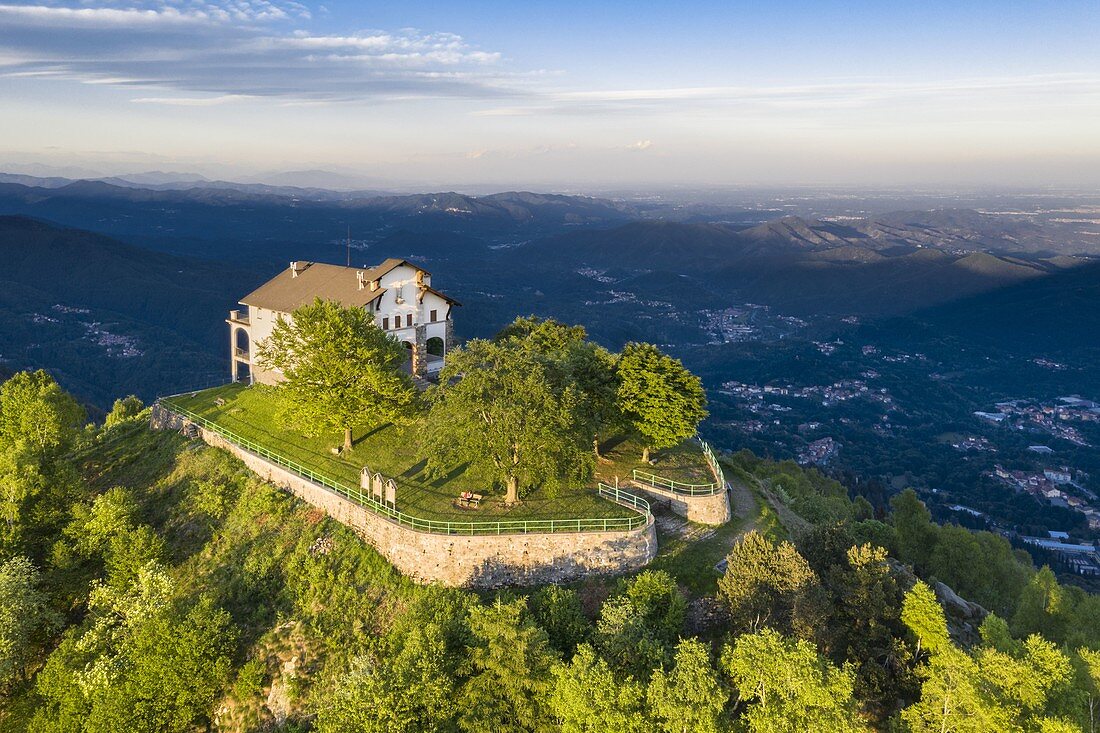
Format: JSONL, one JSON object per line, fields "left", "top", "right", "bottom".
{"left": 228, "top": 309, "right": 250, "bottom": 326}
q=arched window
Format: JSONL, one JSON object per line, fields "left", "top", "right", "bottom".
{"left": 426, "top": 336, "right": 444, "bottom": 356}
{"left": 234, "top": 328, "right": 249, "bottom": 357}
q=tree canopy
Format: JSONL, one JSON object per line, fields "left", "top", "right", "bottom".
{"left": 615, "top": 342, "right": 707, "bottom": 462}
{"left": 425, "top": 338, "right": 592, "bottom": 504}
{"left": 255, "top": 298, "right": 417, "bottom": 450}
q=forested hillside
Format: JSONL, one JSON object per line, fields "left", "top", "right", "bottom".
{"left": 4, "top": 371, "right": 1100, "bottom": 731}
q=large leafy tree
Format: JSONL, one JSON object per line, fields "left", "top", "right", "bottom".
{"left": 425, "top": 339, "right": 591, "bottom": 505}
{"left": 0, "top": 555, "right": 59, "bottom": 691}
{"left": 615, "top": 342, "right": 707, "bottom": 462}
{"left": 529, "top": 585, "right": 591, "bottom": 657}
{"left": 647, "top": 638, "right": 728, "bottom": 733}
{"left": 0, "top": 371, "right": 84, "bottom": 556}
{"left": 255, "top": 298, "right": 417, "bottom": 451}
{"left": 0, "top": 370, "right": 85, "bottom": 460}
{"left": 595, "top": 570, "right": 687, "bottom": 679}
{"left": 550, "top": 644, "right": 649, "bottom": 733}
{"left": 496, "top": 317, "right": 622, "bottom": 459}
{"left": 821, "top": 543, "right": 918, "bottom": 718}
{"left": 901, "top": 582, "right": 1079, "bottom": 733}
{"left": 458, "top": 598, "right": 558, "bottom": 733}
{"left": 722, "top": 628, "right": 869, "bottom": 733}
{"left": 890, "top": 489, "right": 938, "bottom": 573}
{"left": 718, "top": 531, "right": 821, "bottom": 637}
{"left": 32, "top": 564, "right": 236, "bottom": 733}
{"left": 316, "top": 625, "right": 457, "bottom": 733}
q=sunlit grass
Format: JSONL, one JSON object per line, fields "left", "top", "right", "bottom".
{"left": 161, "top": 383, "right": 666, "bottom": 523}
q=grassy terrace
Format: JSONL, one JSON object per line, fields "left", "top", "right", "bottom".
{"left": 159, "top": 383, "right": 706, "bottom": 525}
{"left": 594, "top": 435, "right": 716, "bottom": 488}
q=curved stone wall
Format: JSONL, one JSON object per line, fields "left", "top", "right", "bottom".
{"left": 629, "top": 481, "right": 731, "bottom": 525}
{"left": 152, "top": 405, "right": 657, "bottom": 587}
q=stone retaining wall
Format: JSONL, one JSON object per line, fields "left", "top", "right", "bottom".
{"left": 629, "top": 481, "right": 731, "bottom": 525}
{"left": 151, "top": 405, "right": 657, "bottom": 587}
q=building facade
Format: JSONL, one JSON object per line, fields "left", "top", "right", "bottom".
{"left": 228, "top": 259, "right": 459, "bottom": 384}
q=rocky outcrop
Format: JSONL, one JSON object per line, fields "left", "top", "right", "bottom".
{"left": 888, "top": 558, "right": 989, "bottom": 649}
{"left": 932, "top": 580, "right": 988, "bottom": 649}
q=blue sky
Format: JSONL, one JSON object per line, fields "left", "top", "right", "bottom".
{"left": 1, "top": 0, "right": 1098, "bottom": 188}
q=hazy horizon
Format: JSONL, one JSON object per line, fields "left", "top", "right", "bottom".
{"left": 2, "top": 0, "right": 1100, "bottom": 188}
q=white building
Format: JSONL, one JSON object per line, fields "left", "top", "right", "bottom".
{"left": 228, "top": 259, "right": 459, "bottom": 384}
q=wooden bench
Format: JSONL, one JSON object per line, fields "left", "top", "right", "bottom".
{"left": 457, "top": 493, "right": 484, "bottom": 509}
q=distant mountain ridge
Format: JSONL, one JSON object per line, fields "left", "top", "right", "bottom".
{"left": 514, "top": 218, "right": 1086, "bottom": 316}
{"left": 0, "top": 174, "right": 637, "bottom": 220}
{"left": 741, "top": 209, "right": 1058, "bottom": 255}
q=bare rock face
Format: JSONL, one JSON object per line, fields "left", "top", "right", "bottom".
{"left": 933, "top": 580, "right": 988, "bottom": 649}
{"left": 886, "top": 558, "right": 989, "bottom": 649}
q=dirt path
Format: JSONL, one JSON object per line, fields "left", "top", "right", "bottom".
{"left": 727, "top": 479, "right": 756, "bottom": 525}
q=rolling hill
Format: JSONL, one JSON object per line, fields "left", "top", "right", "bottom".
{"left": 0, "top": 216, "right": 266, "bottom": 407}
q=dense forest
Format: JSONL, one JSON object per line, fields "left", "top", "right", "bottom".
{"left": 3, "top": 370, "right": 1100, "bottom": 731}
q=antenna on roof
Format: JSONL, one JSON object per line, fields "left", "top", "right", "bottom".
{"left": 346, "top": 225, "right": 351, "bottom": 267}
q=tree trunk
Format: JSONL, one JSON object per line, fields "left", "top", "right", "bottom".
{"left": 593, "top": 435, "right": 601, "bottom": 459}
{"left": 642, "top": 446, "right": 651, "bottom": 463}
{"left": 505, "top": 475, "right": 519, "bottom": 505}
{"left": 343, "top": 426, "right": 353, "bottom": 452}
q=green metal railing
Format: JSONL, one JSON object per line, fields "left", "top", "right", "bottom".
{"left": 157, "top": 399, "right": 651, "bottom": 536}
{"left": 631, "top": 438, "right": 727, "bottom": 496}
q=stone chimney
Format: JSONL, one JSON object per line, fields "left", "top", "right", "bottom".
{"left": 357, "top": 270, "right": 366, "bottom": 290}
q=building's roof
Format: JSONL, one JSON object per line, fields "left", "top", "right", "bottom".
{"left": 418, "top": 284, "right": 462, "bottom": 306}
{"left": 240, "top": 259, "right": 429, "bottom": 312}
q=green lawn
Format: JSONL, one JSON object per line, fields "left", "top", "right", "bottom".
{"left": 161, "top": 383, "right": 685, "bottom": 524}
{"left": 594, "top": 434, "right": 716, "bottom": 488}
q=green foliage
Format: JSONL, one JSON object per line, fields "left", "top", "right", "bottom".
{"left": 890, "top": 489, "right": 937, "bottom": 572}
{"left": 1014, "top": 566, "right": 1070, "bottom": 643}
{"left": 494, "top": 316, "right": 588, "bottom": 352}
{"left": 11, "top": 371, "right": 1100, "bottom": 733}
{"left": 722, "top": 628, "right": 869, "bottom": 733}
{"left": 901, "top": 580, "right": 951, "bottom": 656}
{"left": 32, "top": 564, "right": 236, "bottom": 733}
{"left": 488, "top": 315, "right": 623, "bottom": 464}
{"left": 928, "top": 525, "right": 1031, "bottom": 618}
{"left": 646, "top": 638, "right": 727, "bottom": 733}
{"left": 0, "top": 370, "right": 85, "bottom": 459}
{"left": 824, "top": 543, "right": 918, "bottom": 718}
{"left": 103, "top": 396, "right": 144, "bottom": 429}
{"left": 615, "top": 342, "right": 707, "bottom": 461}
{"left": 595, "top": 571, "right": 687, "bottom": 679}
{"left": 457, "top": 598, "right": 558, "bottom": 733}
{"left": 903, "top": 632, "right": 1078, "bottom": 733}
{"left": 64, "top": 486, "right": 166, "bottom": 590}
{"left": 255, "top": 298, "right": 417, "bottom": 450}
{"left": 529, "top": 585, "right": 591, "bottom": 656}
{"left": 550, "top": 643, "right": 649, "bottom": 733}
{"left": 426, "top": 339, "right": 592, "bottom": 503}
{"left": 718, "top": 530, "right": 820, "bottom": 637}
{"left": 0, "top": 370, "right": 84, "bottom": 556}
{"left": 0, "top": 556, "right": 59, "bottom": 692}
{"left": 316, "top": 626, "right": 458, "bottom": 733}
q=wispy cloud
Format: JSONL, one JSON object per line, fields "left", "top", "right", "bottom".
{"left": 0, "top": 1, "right": 510, "bottom": 102}
{"left": 131, "top": 94, "right": 255, "bottom": 105}
{"left": 474, "top": 74, "right": 1100, "bottom": 118}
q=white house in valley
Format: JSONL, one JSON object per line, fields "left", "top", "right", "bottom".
{"left": 228, "top": 259, "right": 459, "bottom": 384}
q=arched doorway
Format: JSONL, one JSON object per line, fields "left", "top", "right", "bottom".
{"left": 426, "top": 336, "right": 444, "bottom": 356}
